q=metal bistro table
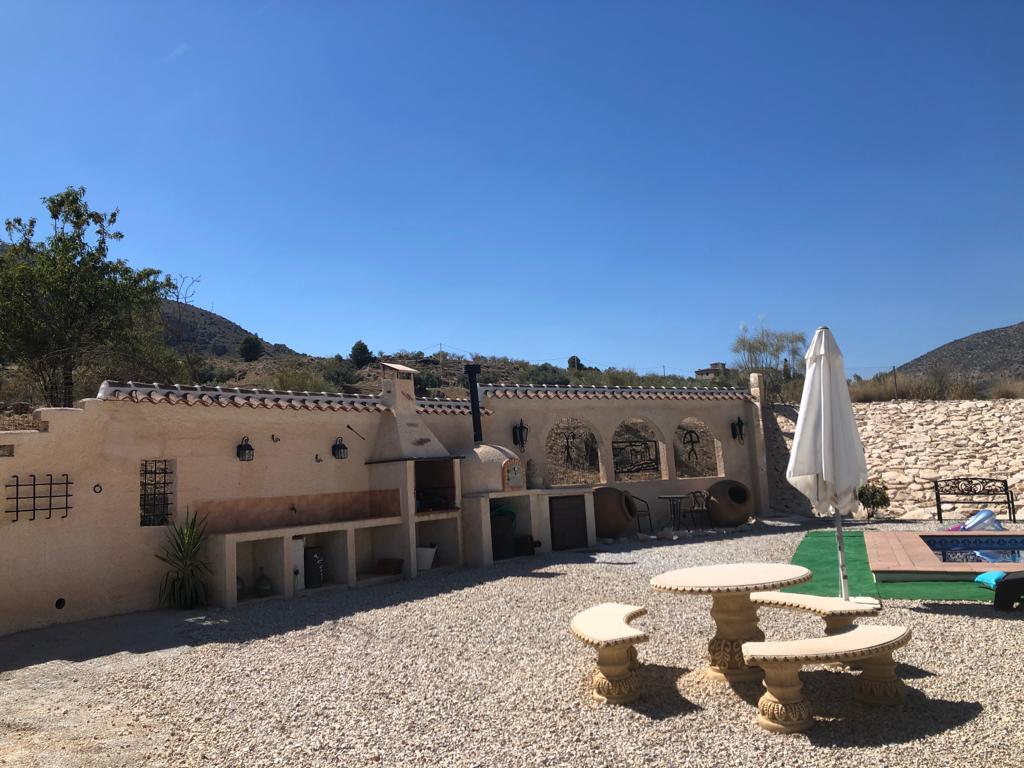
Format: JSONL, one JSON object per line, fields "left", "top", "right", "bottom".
{"left": 658, "top": 492, "right": 710, "bottom": 530}
{"left": 650, "top": 563, "right": 812, "bottom": 681}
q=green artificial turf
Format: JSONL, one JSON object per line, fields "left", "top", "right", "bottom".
{"left": 784, "top": 530, "right": 994, "bottom": 602}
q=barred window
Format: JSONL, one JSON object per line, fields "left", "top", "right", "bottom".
{"left": 140, "top": 460, "right": 174, "bottom": 526}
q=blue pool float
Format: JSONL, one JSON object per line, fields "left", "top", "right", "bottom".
{"left": 962, "top": 509, "right": 1006, "bottom": 532}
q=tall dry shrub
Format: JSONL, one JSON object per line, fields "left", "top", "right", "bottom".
{"left": 989, "top": 378, "right": 1024, "bottom": 399}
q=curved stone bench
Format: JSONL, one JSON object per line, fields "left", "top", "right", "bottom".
{"left": 742, "top": 625, "right": 912, "bottom": 733}
{"left": 571, "top": 603, "right": 649, "bottom": 704}
{"left": 750, "top": 591, "right": 881, "bottom": 635}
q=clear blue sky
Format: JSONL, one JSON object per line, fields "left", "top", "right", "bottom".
{"left": 2, "top": 2, "right": 1021, "bottom": 379}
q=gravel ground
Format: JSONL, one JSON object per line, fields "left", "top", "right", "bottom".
{"left": 2, "top": 519, "right": 1022, "bottom": 768}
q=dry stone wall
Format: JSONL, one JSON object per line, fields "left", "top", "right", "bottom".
{"left": 765, "top": 399, "right": 1024, "bottom": 518}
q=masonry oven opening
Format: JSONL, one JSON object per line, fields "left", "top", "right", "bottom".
{"left": 414, "top": 459, "right": 457, "bottom": 513}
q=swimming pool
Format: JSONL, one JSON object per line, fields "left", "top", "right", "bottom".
{"left": 923, "top": 535, "right": 1024, "bottom": 564}
{"left": 865, "top": 531, "right": 1024, "bottom": 581}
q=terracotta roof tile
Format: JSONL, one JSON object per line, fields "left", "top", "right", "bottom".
{"left": 478, "top": 383, "right": 752, "bottom": 402}
{"left": 97, "top": 381, "right": 390, "bottom": 414}
{"left": 415, "top": 398, "right": 492, "bottom": 416}
{"left": 96, "top": 381, "right": 489, "bottom": 417}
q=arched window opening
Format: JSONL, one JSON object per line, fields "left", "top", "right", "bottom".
{"left": 674, "top": 419, "right": 725, "bottom": 478}
{"left": 612, "top": 418, "right": 662, "bottom": 482}
{"left": 544, "top": 418, "right": 601, "bottom": 487}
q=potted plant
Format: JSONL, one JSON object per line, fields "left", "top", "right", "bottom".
{"left": 857, "top": 482, "right": 891, "bottom": 519}
{"left": 156, "top": 510, "right": 211, "bottom": 609}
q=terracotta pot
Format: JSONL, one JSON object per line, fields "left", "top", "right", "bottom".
{"left": 707, "top": 480, "right": 753, "bottom": 527}
{"left": 254, "top": 566, "right": 273, "bottom": 597}
{"left": 593, "top": 487, "right": 635, "bottom": 539}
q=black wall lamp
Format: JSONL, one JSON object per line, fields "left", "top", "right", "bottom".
{"left": 331, "top": 437, "right": 349, "bottom": 460}
{"left": 237, "top": 436, "right": 255, "bottom": 461}
{"left": 512, "top": 419, "right": 529, "bottom": 452}
{"left": 730, "top": 418, "right": 745, "bottom": 444}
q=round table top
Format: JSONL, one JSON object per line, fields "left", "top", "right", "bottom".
{"left": 650, "top": 563, "right": 811, "bottom": 594}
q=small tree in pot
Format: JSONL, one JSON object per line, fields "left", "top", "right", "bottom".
{"left": 857, "top": 482, "right": 891, "bottom": 519}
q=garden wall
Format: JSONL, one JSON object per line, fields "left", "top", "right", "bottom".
{"left": 765, "top": 399, "right": 1024, "bottom": 518}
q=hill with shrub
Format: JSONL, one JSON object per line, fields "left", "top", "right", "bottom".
{"left": 899, "top": 320, "right": 1024, "bottom": 385}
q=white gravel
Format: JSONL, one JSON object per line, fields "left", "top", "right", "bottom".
{"left": 2, "top": 519, "right": 1022, "bottom": 767}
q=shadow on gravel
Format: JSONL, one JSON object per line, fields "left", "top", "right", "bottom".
{"left": 797, "top": 670, "right": 983, "bottom": 747}
{"left": 0, "top": 520, "right": 826, "bottom": 673}
{"left": 625, "top": 664, "right": 700, "bottom": 720}
{"left": 895, "top": 662, "right": 934, "bottom": 679}
{"left": 726, "top": 679, "right": 765, "bottom": 708}
{"left": 909, "top": 602, "right": 1023, "bottom": 620}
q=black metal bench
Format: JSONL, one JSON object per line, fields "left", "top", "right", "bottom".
{"left": 932, "top": 477, "right": 1017, "bottom": 523}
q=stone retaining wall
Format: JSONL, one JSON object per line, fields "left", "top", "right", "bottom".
{"left": 765, "top": 399, "right": 1024, "bottom": 518}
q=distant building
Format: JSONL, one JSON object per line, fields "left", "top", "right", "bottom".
{"left": 695, "top": 362, "right": 733, "bottom": 380}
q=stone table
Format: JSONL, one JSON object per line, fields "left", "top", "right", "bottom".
{"left": 650, "top": 563, "right": 812, "bottom": 681}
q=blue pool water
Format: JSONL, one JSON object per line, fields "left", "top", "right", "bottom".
{"left": 923, "top": 535, "right": 1024, "bottom": 564}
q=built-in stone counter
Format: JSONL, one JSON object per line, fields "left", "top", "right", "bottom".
{"left": 461, "top": 488, "right": 596, "bottom": 567}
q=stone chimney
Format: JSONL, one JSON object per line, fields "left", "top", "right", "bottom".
{"left": 370, "top": 363, "right": 450, "bottom": 462}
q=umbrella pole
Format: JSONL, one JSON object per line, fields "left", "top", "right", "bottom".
{"left": 833, "top": 505, "right": 850, "bottom": 600}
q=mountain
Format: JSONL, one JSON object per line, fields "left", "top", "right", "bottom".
{"left": 900, "top": 321, "right": 1024, "bottom": 382}
{"left": 157, "top": 301, "right": 715, "bottom": 396}
{"left": 161, "top": 300, "right": 297, "bottom": 359}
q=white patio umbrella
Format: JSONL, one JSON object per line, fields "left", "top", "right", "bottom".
{"left": 786, "top": 326, "right": 867, "bottom": 600}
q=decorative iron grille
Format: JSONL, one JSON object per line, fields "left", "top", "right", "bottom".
{"left": 612, "top": 439, "right": 660, "bottom": 475}
{"left": 4, "top": 474, "right": 73, "bottom": 522}
{"left": 140, "top": 460, "right": 174, "bottom": 526}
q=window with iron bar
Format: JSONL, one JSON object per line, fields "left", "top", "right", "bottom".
{"left": 139, "top": 459, "right": 174, "bottom": 526}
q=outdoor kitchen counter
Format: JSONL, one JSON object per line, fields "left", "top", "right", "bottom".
{"left": 651, "top": 563, "right": 812, "bottom": 681}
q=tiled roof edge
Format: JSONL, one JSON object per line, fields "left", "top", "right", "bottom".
{"left": 96, "top": 380, "right": 388, "bottom": 413}
{"left": 415, "top": 397, "right": 492, "bottom": 416}
{"left": 477, "top": 383, "right": 752, "bottom": 400}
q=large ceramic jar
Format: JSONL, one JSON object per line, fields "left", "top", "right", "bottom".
{"left": 254, "top": 567, "right": 273, "bottom": 598}
{"left": 707, "top": 480, "right": 753, "bottom": 527}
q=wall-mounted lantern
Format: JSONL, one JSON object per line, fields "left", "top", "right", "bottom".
{"left": 331, "top": 437, "right": 349, "bottom": 460}
{"left": 730, "top": 418, "right": 745, "bottom": 444}
{"left": 511, "top": 419, "right": 529, "bottom": 452}
{"left": 237, "top": 436, "right": 255, "bottom": 461}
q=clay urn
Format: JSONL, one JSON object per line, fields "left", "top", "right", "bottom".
{"left": 707, "top": 480, "right": 753, "bottom": 527}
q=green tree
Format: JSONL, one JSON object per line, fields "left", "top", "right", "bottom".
{"left": 731, "top": 325, "right": 807, "bottom": 403}
{"left": 567, "top": 355, "right": 583, "bottom": 371}
{"left": 0, "top": 186, "right": 175, "bottom": 407}
{"left": 414, "top": 369, "right": 442, "bottom": 397}
{"left": 238, "top": 334, "right": 264, "bottom": 362}
{"left": 321, "top": 354, "right": 359, "bottom": 388}
{"left": 350, "top": 339, "right": 373, "bottom": 368}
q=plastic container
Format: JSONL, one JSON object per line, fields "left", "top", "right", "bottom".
{"left": 416, "top": 546, "right": 437, "bottom": 570}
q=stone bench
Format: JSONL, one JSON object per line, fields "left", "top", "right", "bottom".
{"left": 741, "top": 625, "right": 912, "bottom": 733}
{"left": 750, "top": 591, "right": 881, "bottom": 635}
{"left": 570, "top": 603, "right": 649, "bottom": 704}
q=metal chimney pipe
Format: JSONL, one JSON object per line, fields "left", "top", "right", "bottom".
{"left": 464, "top": 364, "right": 483, "bottom": 444}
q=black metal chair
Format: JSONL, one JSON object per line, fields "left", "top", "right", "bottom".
{"left": 672, "top": 491, "right": 711, "bottom": 530}
{"left": 628, "top": 493, "right": 654, "bottom": 534}
{"left": 689, "top": 490, "right": 711, "bottom": 529}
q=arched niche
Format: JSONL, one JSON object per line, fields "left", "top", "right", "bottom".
{"left": 544, "top": 417, "right": 602, "bottom": 487}
{"left": 612, "top": 417, "right": 664, "bottom": 482}
{"left": 674, "top": 418, "right": 725, "bottom": 478}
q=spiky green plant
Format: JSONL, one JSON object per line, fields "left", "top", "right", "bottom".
{"left": 156, "top": 510, "right": 211, "bottom": 609}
